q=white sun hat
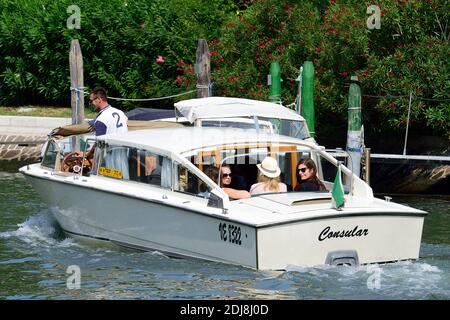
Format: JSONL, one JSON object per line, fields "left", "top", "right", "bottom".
{"left": 257, "top": 157, "right": 281, "bottom": 178}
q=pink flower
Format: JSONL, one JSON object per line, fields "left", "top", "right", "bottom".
{"left": 156, "top": 56, "right": 165, "bottom": 64}
{"left": 176, "top": 75, "right": 183, "bottom": 86}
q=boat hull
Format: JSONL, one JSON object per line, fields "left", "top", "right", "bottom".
{"left": 24, "top": 173, "right": 259, "bottom": 268}
{"left": 23, "top": 171, "right": 425, "bottom": 270}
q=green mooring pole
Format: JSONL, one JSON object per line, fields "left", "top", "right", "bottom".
{"left": 301, "top": 61, "right": 315, "bottom": 138}
{"left": 346, "top": 75, "right": 362, "bottom": 178}
{"left": 269, "top": 61, "right": 281, "bottom": 104}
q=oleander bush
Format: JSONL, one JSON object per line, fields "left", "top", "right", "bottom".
{"left": 0, "top": 0, "right": 235, "bottom": 107}
{"left": 0, "top": 0, "right": 448, "bottom": 140}
{"left": 210, "top": 0, "right": 449, "bottom": 140}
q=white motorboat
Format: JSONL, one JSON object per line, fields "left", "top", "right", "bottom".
{"left": 20, "top": 123, "right": 426, "bottom": 270}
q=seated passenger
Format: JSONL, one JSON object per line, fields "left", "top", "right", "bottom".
{"left": 228, "top": 165, "right": 247, "bottom": 190}
{"left": 250, "top": 157, "right": 287, "bottom": 195}
{"left": 220, "top": 165, "right": 250, "bottom": 200}
{"left": 295, "top": 159, "right": 327, "bottom": 191}
{"left": 142, "top": 155, "right": 161, "bottom": 185}
{"left": 198, "top": 166, "right": 219, "bottom": 199}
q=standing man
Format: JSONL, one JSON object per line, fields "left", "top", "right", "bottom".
{"left": 89, "top": 87, "right": 128, "bottom": 136}
{"left": 86, "top": 88, "right": 129, "bottom": 179}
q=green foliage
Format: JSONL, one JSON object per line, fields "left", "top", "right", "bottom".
{"left": 0, "top": 0, "right": 233, "bottom": 108}
{"left": 0, "top": 0, "right": 448, "bottom": 138}
{"left": 360, "top": 0, "right": 450, "bottom": 138}
{"left": 211, "top": 0, "right": 449, "bottom": 139}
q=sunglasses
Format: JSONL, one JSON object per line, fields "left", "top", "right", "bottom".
{"left": 298, "top": 167, "right": 308, "bottom": 173}
{"left": 89, "top": 97, "right": 99, "bottom": 105}
{"left": 222, "top": 173, "right": 232, "bottom": 178}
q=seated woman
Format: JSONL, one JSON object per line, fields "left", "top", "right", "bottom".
{"left": 220, "top": 165, "right": 251, "bottom": 199}
{"left": 295, "top": 159, "right": 327, "bottom": 191}
{"left": 250, "top": 157, "right": 287, "bottom": 195}
{"left": 198, "top": 165, "right": 219, "bottom": 198}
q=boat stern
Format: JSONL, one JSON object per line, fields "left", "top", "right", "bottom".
{"left": 235, "top": 193, "right": 426, "bottom": 270}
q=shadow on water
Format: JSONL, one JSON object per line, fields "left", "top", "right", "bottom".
{"left": 0, "top": 160, "right": 38, "bottom": 173}
{"left": 376, "top": 194, "right": 450, "bottom": 246}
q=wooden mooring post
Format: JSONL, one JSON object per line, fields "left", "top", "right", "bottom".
{"left": 69, "top": 39, "right": 85, "bottom": 149}
{"left": 195, "top": 39, "right": 211, "bottom": 98}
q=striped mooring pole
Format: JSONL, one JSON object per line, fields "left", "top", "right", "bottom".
{"left": 346, "top": 75, "right": 363, "bottom": 178}
{"left": 268, "top": 61, "right": 282, "bottom": 104}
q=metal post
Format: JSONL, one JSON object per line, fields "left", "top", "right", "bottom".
{"left": 403, "top": 91, "right": 413, "bottom": 156}
{"left": 363, "top": 147, "right": 371, "bottom": 185}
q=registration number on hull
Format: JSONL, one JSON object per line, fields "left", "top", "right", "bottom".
{"left": 219, "top": 222, "right": 242, "bottom": 245}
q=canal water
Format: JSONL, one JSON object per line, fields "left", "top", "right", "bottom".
{"left": 1, "top": 166, "right": 449, "bottom": 300}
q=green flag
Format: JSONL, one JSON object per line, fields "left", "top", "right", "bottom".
{"left": 331, "top": 165, "right": 345, "bottom": 210}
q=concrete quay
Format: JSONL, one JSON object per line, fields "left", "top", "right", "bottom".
{"left": 0, "top": 116, "right": 72, "bottom": 161}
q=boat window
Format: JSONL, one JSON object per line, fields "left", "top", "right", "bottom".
{"left": 96, "top": 145, "right": 130, "bottom": 180}
{"left": 174, "top": 163, "right": 211, "bottom": 198}
{"left": 41, "top": 140, "right": 58, "bottom": 169}
{"left": 259, "top": 117, "right": 309, "bottom": 140}
{"left": 200, "top": 119, "right": 272, "bottom": 133}
{"left": 216, "top": 147, "right": 329, "bottom": 193}
{"left": 95, "top": 145, "right": 172, "bottom": 188}
{"left": 317, "top": 152, "right": 352, "bottom": 193}
{"left": 42, "top": 135, "right": 95, "bottom": 173}
{"left": 127, "top": 148, "right": 172, "bottom": 188}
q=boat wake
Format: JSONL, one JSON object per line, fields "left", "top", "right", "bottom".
{"left": 284, "top": 260, "right": 447, "bottom": 299}
{"left": 0, "top": 210, "right": 77, "bottom": 249}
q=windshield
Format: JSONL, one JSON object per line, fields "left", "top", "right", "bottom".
{"left": 199, "top": 117, "right": 310, "bottom": 140}
{"left": 200, "top": 118, "right": 273, "bottom": 133}
{"left": 185, "top": 145, "right": 352, "bottom": 199}
{"left": 260, "top": 117, "right": 310, "bottom": 140}
{"left": 41, "top": 134, "right": 95, "bottom": 172}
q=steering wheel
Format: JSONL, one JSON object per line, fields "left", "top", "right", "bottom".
{"left": 62, "top": 151, "right": 92, "bottom": 173}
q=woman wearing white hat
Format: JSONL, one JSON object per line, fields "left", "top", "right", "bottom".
{"left": 250, "top": 157, "right": 287, "bottom": 195}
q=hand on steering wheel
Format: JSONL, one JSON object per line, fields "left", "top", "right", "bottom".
{"left": 62, "top": 151, "right": 92, "bottom": 173}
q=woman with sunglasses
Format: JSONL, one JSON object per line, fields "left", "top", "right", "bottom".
{"left": 295, "top": 159, "right": 327, "bottom": 192}
{"left": 220, "top": 165, "right": 250, "bottom": 199}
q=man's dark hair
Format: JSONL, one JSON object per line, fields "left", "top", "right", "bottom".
{"left": 90, "top": 87, "right": 108, "bottom": 101}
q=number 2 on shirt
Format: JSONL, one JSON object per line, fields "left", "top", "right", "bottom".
{"left": 112, "top": 112, "right": 123, "bottom": 128}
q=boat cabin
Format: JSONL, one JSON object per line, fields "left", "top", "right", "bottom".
{"left": 133, "top": 97, "right": 311, "bottom": 141}
{"left": 40, "top": 126, "right": 369, "bottom": 212}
